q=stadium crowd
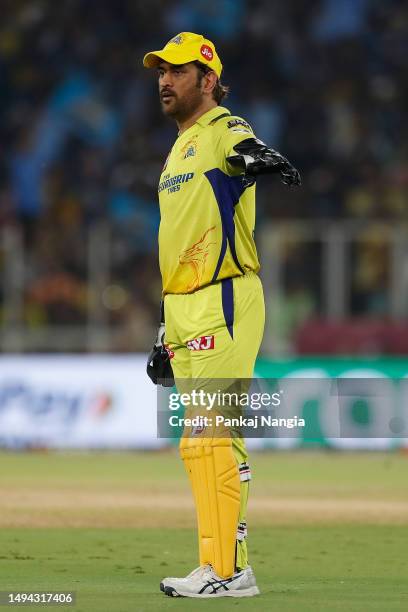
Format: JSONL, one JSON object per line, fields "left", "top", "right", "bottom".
{"left": 0, "top": 0, "right": 407, "bottom": 351}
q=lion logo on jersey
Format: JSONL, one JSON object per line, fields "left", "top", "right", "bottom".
{"left": 179, "top": 226, "right": 216, "bottom": 291}
{"left": 181, "top": 137, "right": 197, "bottom": 160}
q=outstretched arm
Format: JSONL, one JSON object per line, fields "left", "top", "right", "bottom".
{"left": 226, "top": 137, "right": 301, "bottom": 187}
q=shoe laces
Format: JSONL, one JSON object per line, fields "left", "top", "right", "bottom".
{"left": 186, "top": 564, "right": 212, "bottom": 579}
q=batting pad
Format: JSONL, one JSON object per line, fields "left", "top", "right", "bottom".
{"left": 180, "top": 440, "right": 240, "bottom": 579}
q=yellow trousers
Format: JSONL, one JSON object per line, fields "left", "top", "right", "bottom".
{"left": 165, "top": 272, "right": 265, "bottom": 577}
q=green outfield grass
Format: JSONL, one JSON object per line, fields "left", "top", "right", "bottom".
{"left": 0, "top": 451, "right": 407, "bottom": 611}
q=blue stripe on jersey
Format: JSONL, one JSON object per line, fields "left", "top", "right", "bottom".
{"left": 204, "top": 169, "right": 246, "bottom": 282}
{"left": 221, "top": 277, "right": 234, "bottom": 339}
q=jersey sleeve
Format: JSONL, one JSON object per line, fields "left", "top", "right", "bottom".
{"left": 215, "top": 115, "right": 256, "bottom": 175}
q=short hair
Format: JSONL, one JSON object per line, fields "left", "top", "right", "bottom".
{"left": 193, "top": 61, "right": 229, "bottom": 104}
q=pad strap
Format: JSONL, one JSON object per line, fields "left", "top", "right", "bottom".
{"left": 239, "top": 462, "right": 251, "bottom": 482}
{"left": 237, "top": 521, "right": 248, "bottom": 541}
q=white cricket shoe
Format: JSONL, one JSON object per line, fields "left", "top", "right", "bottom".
{"left": 160, "top": 564, "right": 260, "bottom": 598}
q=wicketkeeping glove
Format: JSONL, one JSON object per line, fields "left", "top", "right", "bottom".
{"left": 226, "top": 137, "right": 301, "bottom": 187}
{"left": 146, "top": 302, "right": 174, "bottom": 387}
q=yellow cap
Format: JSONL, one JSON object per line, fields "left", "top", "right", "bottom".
{"left": 143, "top": 32, "right": 223, "bottom": 78}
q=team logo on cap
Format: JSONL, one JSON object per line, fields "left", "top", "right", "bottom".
{"left": 200, "top": 44, "right": 213, "bottom": 61}
{"left": 170, "top": 34, "right": 183, "bottom": 45}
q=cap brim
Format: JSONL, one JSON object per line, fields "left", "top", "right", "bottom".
{"left": 143, "top": 49, "right": 198, "bottom": 68}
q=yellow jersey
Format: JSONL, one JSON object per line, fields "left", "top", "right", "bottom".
{"left": 158, "top": 105, "right": 260, "bottom": 295}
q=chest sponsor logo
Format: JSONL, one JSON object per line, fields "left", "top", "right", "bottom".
{"left": 158, "top": 172, "right": 194, "bottom": 194}
{"left": 187, "top": 335, "right": 215, "bottom": 351}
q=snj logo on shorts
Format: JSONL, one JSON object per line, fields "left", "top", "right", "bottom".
{"left": 187, "top": 335, "right": 215, "bottom": 351}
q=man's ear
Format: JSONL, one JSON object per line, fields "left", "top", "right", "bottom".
{"left": 202, "top": 70, "right": 218, "bottom": 95}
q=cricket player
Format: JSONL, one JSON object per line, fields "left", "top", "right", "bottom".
{"left": 144, "top": 32, "right": 300, "bottom": 598}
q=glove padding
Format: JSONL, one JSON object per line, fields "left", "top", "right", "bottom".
{"left": 227, "top": 137, "right": 301, "bottom": 187}
{"left": 146, "top": 318, "right": 174, "bottom": 387}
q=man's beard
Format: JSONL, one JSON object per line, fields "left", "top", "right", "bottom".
{"left": 160, "top": 85, "right": 203, "bottom": 122}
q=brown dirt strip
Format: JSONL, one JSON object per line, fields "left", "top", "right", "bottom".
{"left": 0, "top": 488, "right": 407, "bottom": 527}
